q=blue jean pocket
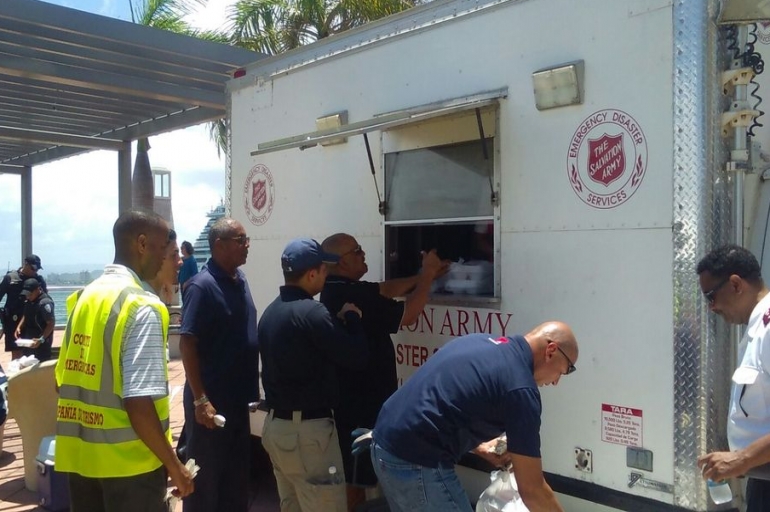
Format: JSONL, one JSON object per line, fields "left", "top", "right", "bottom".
{"left": 373, "top": 448, "right": 427, "bottom": 510}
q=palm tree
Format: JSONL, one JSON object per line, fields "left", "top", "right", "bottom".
{"left": 205, "top": 0, "right": 415, "bottom": 155}
{"left": 128, "top": 0, "right": 228, "bottom": 210}
{"left": 228, "top": 0, "right": 414, "bottom": 54}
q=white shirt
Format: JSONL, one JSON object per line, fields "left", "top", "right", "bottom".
{"left": 727, "top": 292, "right": 770, "bottom": 450}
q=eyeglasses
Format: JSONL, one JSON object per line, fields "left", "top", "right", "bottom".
{"left": 340, "top": 244, "right": 364, "bottom": 258}
{"left": 555, "top": 345, "right": 576, "bottom": 375}
{"left": 703, "top": 278, "right": 729, "bottom": 305}
{"left": 221, "top": 235, "right": 251, "bottom": 246}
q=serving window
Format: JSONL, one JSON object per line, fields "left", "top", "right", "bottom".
{"left": 383, "top": 122, "right": 499, "bottom": 300}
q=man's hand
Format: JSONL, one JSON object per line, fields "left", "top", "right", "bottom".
{"left": 338, "top": 303, "right": 362, "bottom": 320}
{"left": 435, "top": 260, "right": 451, "bottom": 280}
{"left": 13, "top": 329, "right": 20, "bottom": 339}
{"left": 472, "top": 440, "right": 512, "bottom": 468}
{"left": 31, "top": 337, "right": 42, "bottom": 349}
{"left": 195, "top": 401, "right": 217, "bottom": 430}
{"left": 420, "top": 250, "right": 443, "bottom": 278}
{"left": 698, "top": 450, "right": 750, "bottom": 480}
{"left": 167, "top": 459, "right": 194, "bottom": 498}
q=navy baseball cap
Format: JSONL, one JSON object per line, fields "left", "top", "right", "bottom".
{"left": 281, "top": 238, "right": 339, "bottom": 272}
{"left": 20, "top": 278, "right": 40, "bottom": 297}
{"left": 24, "top": 254, "right": 42, "bottom": 270}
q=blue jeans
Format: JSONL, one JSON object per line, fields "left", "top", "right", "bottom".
{"left": 371, "top": 441, "right": 472, "bottom": 512}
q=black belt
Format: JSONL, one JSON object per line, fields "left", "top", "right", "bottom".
{"left": 271, "top": 408, "right": 333, "bottom": 421}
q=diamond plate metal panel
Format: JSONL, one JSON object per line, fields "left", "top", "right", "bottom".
{"left": 673, "top": 0, "right": 734, "bottom": 509}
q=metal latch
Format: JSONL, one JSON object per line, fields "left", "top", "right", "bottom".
{"left": 627, "top": 472, "right": 674, "bottom": 494}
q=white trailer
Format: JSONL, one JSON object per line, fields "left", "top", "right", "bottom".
{"left": 227, "top": 0, "right": 770, "bottom": 509}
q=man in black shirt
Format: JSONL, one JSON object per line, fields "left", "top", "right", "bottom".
{"left": 0, "top": 254, "right": 47, "bottom": 359}
{"left": 320, "top": 233, "right": 447, "bottom": 508}
{"left": 258, "top": 238, "right": 367, "bottom": 512}
{"left": 14, "top": 278, "right": 55, "bottom": 361}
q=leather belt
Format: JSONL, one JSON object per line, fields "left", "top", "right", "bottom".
{"left": 271, "top": 408, "right": 333, "bottom": 421}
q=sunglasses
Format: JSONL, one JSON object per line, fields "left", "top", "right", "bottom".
{"left": 703, "top": 278, "right": 729, "bottom": 305}
{"left": 555, "top": 345, "right": 576, "bottom": 375}
{"left": 222, "top": 235, "right": 251, "bottom": 246}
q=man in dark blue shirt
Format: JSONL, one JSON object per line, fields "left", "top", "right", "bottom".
{"left": 259, "top": 238, "right": 368, "bottom": 512}
{"left": 179, "top": 218, "right": 259, "bottom": 512}
{"left": 15, "top": 278, "right": 55, "bottom": 361}
{"left": 320, "top": 232, "right": 446, "bottom": 508}
{"left": 0, "top": 254, "right": 47, "bottom": 359}
{"left": 372, "top": 322, "right": 578, "bottom": 512}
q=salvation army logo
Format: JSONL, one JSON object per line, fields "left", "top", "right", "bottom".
{"left": 758, "top": 22, "right": 770, "bottom": 45}
{"left": 567, "top": 109, "right": 647, "bottom": 209}
{"left": 243, "top": 164, "right": 275, "bottom": 226}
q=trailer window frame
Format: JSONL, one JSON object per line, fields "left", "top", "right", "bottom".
{"left": 379, "top": 108, "right": 501, "bottom": 307}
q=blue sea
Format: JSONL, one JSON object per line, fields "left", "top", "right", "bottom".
{"left": 46, "top": 286, "right": 82, "bottom": 326}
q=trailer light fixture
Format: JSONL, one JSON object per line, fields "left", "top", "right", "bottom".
{"left": 718, "top": 0, "right": 770, "bottom": 23}
{"left": 532, "top": 60, "right": 584, "bottom": 111}
{"left": 316, "top": 111, "right": 349, "bottom": 146}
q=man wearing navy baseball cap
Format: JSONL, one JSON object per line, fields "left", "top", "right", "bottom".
{"left": 258, "top": 238, "right": 368, "bottom": 512}
{"left": 0, "top": 254, "right": 47, "bottom": 359}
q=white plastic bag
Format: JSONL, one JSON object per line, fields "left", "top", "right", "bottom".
{"left": 476, "top": 470, "right": 530, "bottom": 512}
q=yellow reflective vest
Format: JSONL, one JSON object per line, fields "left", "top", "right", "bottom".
{"left": 54, "top": 266, "right": 170, "bottom": 478}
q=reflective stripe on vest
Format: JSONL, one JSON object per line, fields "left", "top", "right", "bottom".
{"left": 55, "top": 273, "right": 170, "bottom": 478}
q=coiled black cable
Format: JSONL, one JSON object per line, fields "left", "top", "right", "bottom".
{"left": 746, "top": 24, "right": 765, "bottom": 138}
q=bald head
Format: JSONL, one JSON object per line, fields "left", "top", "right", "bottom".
{"left": 322, "top": 233, "right": 368, "bottom": 280}
{"left": 322, "top": 233, "right": 354, "bottom": 255}
{"left": 526, "top": 321, "right": 578, "bottom": 355}
{"left": 525, "top": 321, "right": 579, "bottom": 386}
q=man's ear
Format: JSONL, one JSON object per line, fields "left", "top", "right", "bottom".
{"left": 136, "top": 234, "right": 147, "bottom": 255}
{"left": 730, "top": 274, "right": 744, "bottom": 294}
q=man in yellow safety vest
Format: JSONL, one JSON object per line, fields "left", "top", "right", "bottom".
{"left": 55, "top": 210, "right": 194, "bottom": 512}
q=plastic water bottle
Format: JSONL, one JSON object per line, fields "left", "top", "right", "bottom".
{"left": 707, "top": 479, "right": 732, "bottom": 504}
{"left": 328, "top": 465, "right": 343, "bottom": 485}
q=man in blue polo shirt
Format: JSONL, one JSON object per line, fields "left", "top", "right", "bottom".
{"left": 259, "top": 238, "right": 368, "bottom": 512}
{"left": 372, "top": 321, "right": 578, "bottom": 512}
{"left": 179, "top": 218, "right": 259, "bottom": 512}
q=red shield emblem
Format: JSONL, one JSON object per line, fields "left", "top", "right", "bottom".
{"left": 588, "top": 133, "right": 625, "bottom": 187}
{"left": 252, "top": 180, "right": 267, "bottom": 211}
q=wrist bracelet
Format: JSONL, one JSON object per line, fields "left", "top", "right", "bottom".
{"left": 193, "top": 395, "right": 209, "bottom": 407}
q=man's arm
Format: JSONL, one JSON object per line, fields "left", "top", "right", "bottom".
{"left": 37, "top": 300, "right": 55, "bottom": 343}
{"left": 13, "top": 316, "right": 25, "bottom": 339}
{"left": 399, "top": 250, "right": 445, "bottom": 326}
{"left": 510, "top": 453, "right": 564, "bottom": 512}
{"left": 178, "top": 283, "right": 217, "bottom": 429}
{"left": 699, "top": 434, "right": 770, "bottom": 480}
{"left": 179, "top": 333, "right": 217, "bottom": 429}
{"left": 310, "top": 304, "right": 368, "bottom": 368}
{"left": 124, "top": 397, "right": 193, "bottom": 497}
{"left": 378, "top": 276, "right": 420, "bottom": 299}
{"left": 121, "top": 304, "right": 193, "bottom": 496}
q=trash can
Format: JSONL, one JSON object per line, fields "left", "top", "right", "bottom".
{"left": 36, "top": 436, "right": 69, "bottom": 511}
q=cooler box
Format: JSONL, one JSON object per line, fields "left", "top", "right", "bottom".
{"left": 36, "top": 436, "right": 69, "bottom": 511}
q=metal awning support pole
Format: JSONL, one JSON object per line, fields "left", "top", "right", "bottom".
{"left": 118, "top": 143, "right": 132, "bottom": 213}
{"left": 20, "top": 165, "right": 32, "bottom": 261}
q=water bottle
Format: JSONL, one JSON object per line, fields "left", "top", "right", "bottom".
{"left": 327, "top": 465, "right": 343, "bottom": 485}
{"left": 707, "top": 479, "right": 732, "bottom": 504}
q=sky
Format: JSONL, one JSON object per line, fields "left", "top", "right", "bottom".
{"left": 0, "top": 0, "right": 239, "bottom": 274}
